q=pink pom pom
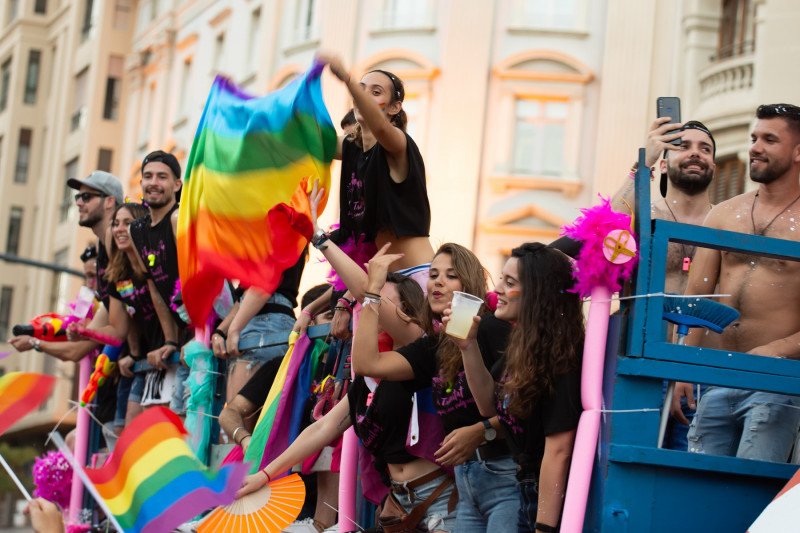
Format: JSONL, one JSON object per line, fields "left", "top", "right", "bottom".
{"left": 32, "top": 451, "right": 73, "bottom": 509}
{"left": 485, "top": 291, "right": 498, "bottom": 311}
{"left": 561, "top": 196, "right": 638, "bottom": 297}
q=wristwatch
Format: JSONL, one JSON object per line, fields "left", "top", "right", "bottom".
{"left": 482, "top": 419, "right": 497, "bottom": 441}
{"left": 311, "top": 228, "right": 329, "bottom": 250}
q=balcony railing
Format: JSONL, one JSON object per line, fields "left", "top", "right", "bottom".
{"left": 698, "top": 54, "right": 754, "bottom": 102}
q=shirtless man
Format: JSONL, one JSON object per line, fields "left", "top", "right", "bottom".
{"left": 612, "top": 118, "right": 716, "bottom": 294}
{"left": 676, "top": 103, "right": 800, "bottom": 462}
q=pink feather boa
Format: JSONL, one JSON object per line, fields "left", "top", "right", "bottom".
{"left": 325, "top": 229, "right": 378, "bottom": 291}
{"left": 561, "top": 196, "right": 638, "bottom": 297}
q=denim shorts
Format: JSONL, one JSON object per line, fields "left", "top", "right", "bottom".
{"left": 128, "top": 373, "right": 144, "bottom": 404}
{"left": 169, "top": 364, "right": 191, "bottom": 415}
{"left": 516, "top": 471, "right": 540, "bottom": 533}
{"left": 114, "top": 375, "right": 134, "bottom": 427}
{"left": 235, "top": 293, "right": 296, "bottom": 370}
{"left": 455, "top": 455, "right": 520, "bottom": 533}
{"left": 390, "top": 471, "right": 457, "bottom": 532}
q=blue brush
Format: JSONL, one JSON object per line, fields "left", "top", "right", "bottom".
{"left": 657, "top": 295, "right": 740, "bottom": 448}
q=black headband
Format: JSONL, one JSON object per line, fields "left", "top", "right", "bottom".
{"left": 370, "top": 69, "right": 403, "bottom": 102}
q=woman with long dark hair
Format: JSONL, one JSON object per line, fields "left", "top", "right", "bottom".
{"left": 352, "top": 243, "right": 521, "bottom": 533}
{"left": 453, "top": 243, "right": 584, "bottom": 533}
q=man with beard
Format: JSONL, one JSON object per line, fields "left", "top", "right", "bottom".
{"left": 128, "top": 151, "right": 185, "bottom": 412}
{"left": 675, "top": 104, "right": 800, "bottom": 462}
{"left": 612, "top": 118, "right": 716, "bottom": 295}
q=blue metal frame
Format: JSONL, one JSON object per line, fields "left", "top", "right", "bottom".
{"left": 589, "top": 150, "right": 800, "bottom": 531}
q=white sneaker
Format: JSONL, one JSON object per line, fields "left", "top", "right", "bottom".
{"left": 283, "top": 517, "right": 319, "bottom": 532}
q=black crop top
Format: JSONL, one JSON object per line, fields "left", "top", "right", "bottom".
{"left": 334, "top": 132, "right": 430, "bottom": 244}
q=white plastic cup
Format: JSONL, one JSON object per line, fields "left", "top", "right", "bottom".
{"left": 447, "top": 291, "right": 484, "bottom": 339}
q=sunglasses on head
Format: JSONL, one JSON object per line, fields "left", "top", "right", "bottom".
{"left": 74, "top": 192, "right": 105, "bottom": 203}
{"left": 759, "top": 104, "right": 800, "bottom": 117}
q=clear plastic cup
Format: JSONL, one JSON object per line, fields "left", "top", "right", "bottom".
{"left": 446, "top": 291, "right": 483, "bottom": 339}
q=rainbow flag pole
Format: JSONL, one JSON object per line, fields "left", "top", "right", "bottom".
{"left": 0, "top": 452, "right": 32, "bottom": 501}
{"left": 51, "top": 431, "right": 125, "bottom": 533}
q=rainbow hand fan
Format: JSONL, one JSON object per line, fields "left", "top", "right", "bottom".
{"left": 198, "top": 473, "right": 306, "bottom": 532}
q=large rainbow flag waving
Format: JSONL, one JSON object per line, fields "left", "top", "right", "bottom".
{"left": 84, "top": 407, "right": 248, "bottom": 533}
{"left": 178, "top": 62, "right": 337, "bottom": 325}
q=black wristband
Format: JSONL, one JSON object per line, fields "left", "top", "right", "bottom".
{"left": 534, "top": 522, "right": 558, "bottom": 533}
{"left": 212, "top": 328, "right": 227, "bottom": 341}
{"left": 130, "top": 353, "right": 144, "bottom": 361}
{"left": 165, "top": 341, "right": 179, "bottom": 349}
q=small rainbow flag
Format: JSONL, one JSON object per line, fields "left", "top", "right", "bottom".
{"left": 177, "top": 62, "right": 337, "bottom": 326}
{"left": 0, "top": 372, "right": 56, "bottom": 435}
{"left": 84, "top": 406, "right": 248, "bottom": 533}
{"left": 244, "top": 332, "right": 312, "bottom": 474}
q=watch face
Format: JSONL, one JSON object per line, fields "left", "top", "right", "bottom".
{"left": 485, "top": 428, "right": 497, "bottom": 441}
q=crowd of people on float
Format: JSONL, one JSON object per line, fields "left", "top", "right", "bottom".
{"left": 9, "top": 51, "right": 800, "bottom": 533}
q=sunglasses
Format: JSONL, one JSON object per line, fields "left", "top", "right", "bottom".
{"left": 759, "top": 104, "right": 800, "bottom": 117}
{"left": 74, "top": 192, "right": 105, "bottom": 203}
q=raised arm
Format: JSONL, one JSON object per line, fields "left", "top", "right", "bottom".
{"left": 610, "top": 117, "right": 684, "bottom": 212}
{"left": 236, "top": 397, "right": 352, "bottom": 498}
{"left": 319, "top": 53, "right": 407, "bottom": 157}
{"left": 445, "top": 313, "right": 496, "bottom": 417}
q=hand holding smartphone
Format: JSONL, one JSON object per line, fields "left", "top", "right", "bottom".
{"left": 657, "top": 97, "right": 682, "bottom": 146}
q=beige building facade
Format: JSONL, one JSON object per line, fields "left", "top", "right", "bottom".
{"left": 1, "top": 0, "right": 799, "bottom": 436}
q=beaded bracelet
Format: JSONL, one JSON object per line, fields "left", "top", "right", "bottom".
{"left": 337, "top": 298, "right": 353, "bottom": 313}
{"left": 628, "top": 161, "right": 655, "bottom": 181}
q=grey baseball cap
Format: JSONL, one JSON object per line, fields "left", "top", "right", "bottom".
{"left": 67, "top": 171, "right": 124, "bottom": 205}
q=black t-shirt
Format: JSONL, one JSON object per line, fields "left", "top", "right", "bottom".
{"left": 347, "top": 376, "right": 417, "bottom": 465}
{"left": 492, "top": 355, "right": 582, "bottom": 472}
{"left": 333, "top": 133, "right": 430, "bottom": 244}
{"left": 244, "top": 247, "right": 307, "bottom": 316}
{"left": 108, "top": 273, "right": 165, "bottom": 354}
{"left": 129, "top": 204, "right": 186, "bottom": 326}
{"left": 237, "top": 357, "right": 283, "bottom": 406}
{"left": 96, "top": 240, "right": 111, "bottom": 310}
{"left": 396, "top": 314, "right": 510, "bottom": 434}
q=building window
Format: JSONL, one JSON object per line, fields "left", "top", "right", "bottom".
{"left": 34, "top": 0, "right": 47, "bottom": 15}
{"left": 712, "top": 156, "right": 746, "bottom": 204}
{"left": 50, "top": 249, "right": 69, "bottom": 314}
{"left": 291, "top": 0, "right": 318, "bottom": 44}
{"left": 24, "top": 50, "right": 41, "bottom": 105}
{"left": 0, "top": 58, "right": 11, "bottom": 112}
{"left": 247, "top": 8, "right": 261, "bottom": 72}
{"left": 513, "top": 0, "right": 580, "bottom": 31}
{"left": 103, "top": 56, "right": 123, "bottom": 120}
{"left": 378, "top": 0, "right": 432, "bottom": 29}
{"left": 213, "top": 33, "right": 225, "bottom": 72}
{"left": 81, "top": 0, "right": 96, "bottom": 42}
{"left": 176, "top": 58, "right": 192, "bottom": 119}
{"left": 0, "top": 287, "right": 13, "bottom": 340}
{"left": 113, "top": 0, "right": 132, "bottom": 29}
{"left": 718, "top": 0, "right": 756, "bottom": 60}
{"left": 6, "top": 207, "right": 22, "bottom": 255}
{"left": 511, "top": 98, "right": 568, "bottom": 177}
{"left": 60, "top": 158, "right": 78, "bottom": 222}
{"left": 15, "top": 128, "right": 32, "bottom": 183}
{"left": 97, "top": 148, "right": 113, "bottom": 172}
{"left": 71, "top": 68, "right": 88, "bottom": 131}
{"left": 7, "top": 0, "right": 19, "bottom": 24}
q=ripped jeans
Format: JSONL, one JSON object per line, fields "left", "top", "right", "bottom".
{"left": 687, "top": 386, "right": 800, "bottom": 462}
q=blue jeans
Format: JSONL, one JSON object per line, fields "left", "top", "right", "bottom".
{"left": 516, "top": 472, "right": 539, "bottom": 532}
{"left": 235, "top": 293, "right": 296, "bottom": 370}
{"left": 687, "top": 386, "right": 800, "bottom": 462}
{"left": 129, "top": 373, "right": 144, "bottom": 404}
{"left": 169, "top": 364, "right": 191, "bottom": 415}
{"left": 115, "top": 375, "right": 133, "bottom": 427}
{"left": 662, "top": 382, "right": 709, "bottom": 451}
{"left": 390, "top": 472, "right": 457, "bottom": 532}
{"left": 455, "top": 456, "right": 519, "bottom": 533}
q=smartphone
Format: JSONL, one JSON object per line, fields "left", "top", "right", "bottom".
{"left": 657, "top": 97, "right": 681, "bottom": 146}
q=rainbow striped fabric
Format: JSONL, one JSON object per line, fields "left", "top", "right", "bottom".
{"left": 177, "top": 62, "right": 337, "bottom": 325}
{"left": 244, "top": 332, "right": 311, "bottom": 474}
{"left": 84, "top": 407, "right": 248, "bottom": 533}
{"left": 0, "top": 372, "right": 56, "bottom": 435}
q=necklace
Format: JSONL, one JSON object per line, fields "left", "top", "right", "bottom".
{"left": 663, "top": 200, "right": 711, "bottom": 272}
{"left": 750, "top": 191, "right": 800, "bottom": 236}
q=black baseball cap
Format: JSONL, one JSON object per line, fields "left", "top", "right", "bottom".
{"left": 142, "top": 150, "right": 181, "bottom": 180}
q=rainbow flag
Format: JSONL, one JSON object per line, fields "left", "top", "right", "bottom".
{"left": 244, "top": 332, "right": 312, "bottom": 474}
{"left": 84, "top": 407, "right": 248, "bottom": 533}
{"left": 178, "top": 62, "right": 337, "bottom": 326}
{"left": 0, "top": 372, "right": 56, "bottom": 435}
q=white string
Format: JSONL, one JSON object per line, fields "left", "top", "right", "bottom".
{"left": 585, "top": 292, "right": 732, "bottom": 303}
{"left": 68, "top": 400, "right": 118, "bottom": 439}
{"left": 44, "top": 404, "right": 79, "bottom": 447}
{"left": 323, "top": 502, "right": 365, "bottom": 532}
{"left": 185, "top": 409, "right": 220, "bottom": 419}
